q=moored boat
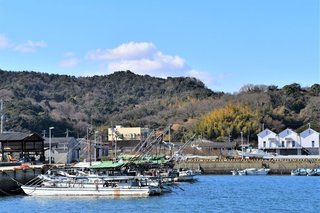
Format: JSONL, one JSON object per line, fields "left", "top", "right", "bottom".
{"left": 172, "top": 169, "right": 197, "bottom": 182}
{"left": 21, "top": 174, "right": 162, "bottom": 197}
{"left": 232, "top": 168, "right": 270, "bottom": 176}
{"left": 307, "top": 168, "right": 320, "bottom": 176}
{"left": 159, "top": 168, "right": 198, "bottom": 182}
{"left": 291, "top": 168, "right": 308, "bottom": 176}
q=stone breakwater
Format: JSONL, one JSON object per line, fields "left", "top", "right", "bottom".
{"left": 174, "top": 158, "right": 320, "bottom": 175}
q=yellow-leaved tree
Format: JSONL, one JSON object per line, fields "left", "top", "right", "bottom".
{"left": 194, "top": 103, "right": 260, "bottom": 141}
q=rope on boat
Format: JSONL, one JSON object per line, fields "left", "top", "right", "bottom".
{"left": 172, "top": 183, "right": 185, "bottom": 191}
{"left": 0, "top": 187, "right": 12, "bottom": 196}
{"left": 23, "top": 173, "right": 44, "bottom": 186}
{"left": 2, "top": 171, "right": 24, "bottom": 186}
{"left": 1, "top": 167, "right": 44, "bottom": 196}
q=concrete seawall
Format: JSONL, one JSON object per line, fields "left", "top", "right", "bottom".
{"left": 0, "top": 164, "right": 45, "bottom": 195}
{"left": 174, "top": 159, "right": 320, "bottom": 175}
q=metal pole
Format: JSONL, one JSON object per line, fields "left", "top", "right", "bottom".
{"left": 49, "top": 127, "right": 54, "bottom": 164}
{"left": 89, "top": 137, "right": 92, "bottom": 166}
{"left": 87, "top": 127, "right": 89, "bottom": 162}
{"left": 115, "top": 136, "right": 117, "bottom": 159}
{"left": 0, "top": 99, "right": 3, "bottom": 133}
{"left": 241, "top": 131, "right": 243, "bottom": 159}
{"left": 169, "top": 125, "right": 171, "bottom": 143}
{"left": 94, "top": 131, "right": 99, "bottom": 161}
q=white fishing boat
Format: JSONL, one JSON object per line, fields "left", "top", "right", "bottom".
{"left": 231, "top": 170, "right": 238, "bottom": 176}
{"left": 237, "top": 149, "right": 274, "bottom": 159}
{"left": 172, "top": 169, "right": 197, "bottom": 182}
{"left": 232, "top": 168, "right": 270, "bottom": 175}
{"left": 291, "top": 168, "right": 308, "bottom": 176}
{"left": 21, "top": 174, "right": 162, "bottom": 197}
{"left": 307, "top": 168, "right": 320, "bottom": 176}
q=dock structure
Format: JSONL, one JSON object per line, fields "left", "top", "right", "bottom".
{"left": 174, "top": 158, "right": 320, "bottom": 175}
{"left": 0, "top": 163, "right": 46, "bottom": 195}
{"left": 0, "top": 132, "right": 45, "bottom": 162}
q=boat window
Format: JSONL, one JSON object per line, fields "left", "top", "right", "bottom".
{"left": 292, "top": 141, "right": 295, "bottom": 147}
{"left": 263, "top": 141, "right": 266, "bottom": 148}
{"left": 312, "top": 141, "right": 315, "bottom": 147}
{"left": 281, "top": 141, "right": 285, "bottom": 147}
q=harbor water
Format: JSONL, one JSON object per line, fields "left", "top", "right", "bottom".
{"left": 1, "top": 175, "right": 320, "bottom": 213}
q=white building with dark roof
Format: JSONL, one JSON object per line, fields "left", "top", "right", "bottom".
{"left": 258, "top": 127, "right": 320, "bottom": 155}
{"left": 278, "top": 128, "right": 300, "bottom": 149}
{"left": 300, "top": 128, "right": 320, "bottom": 154}
{"left": 257, "top": 128, "right": 279, "bottom": 149}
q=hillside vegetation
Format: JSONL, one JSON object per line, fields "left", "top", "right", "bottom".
{"left": 0, "top": 69, "right": 319, "bottom": 143}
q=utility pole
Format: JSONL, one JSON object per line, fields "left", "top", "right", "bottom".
{"left": 169, "top": 124, "right": 171, "bottom": 143}
{"left": 1, "top": 99, "right": 4, "bottom": 133}
{"left": 87, "top": 127, "right": 89, "bottom": 164}
{"left": 87, "top": 126, "right": 93, "bottom": 166}
{"left": 49, "top": 127, "right": 55, "bottom": 164}
{"left": 89, "top": 136, "right": 92, "bottom": 166}
{"left": 94, "top": 131, "right": 99, "bottom": 162}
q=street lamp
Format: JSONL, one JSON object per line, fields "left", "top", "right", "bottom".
{"left": 49, "top": 127, "right": 54, "bottom": 164}
{"left": 241, "top": 131, "right": 243, "bottom": 159}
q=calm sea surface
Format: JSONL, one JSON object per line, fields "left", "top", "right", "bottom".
{"left": 1, "top": 175, "right": 319, "bottom": 213}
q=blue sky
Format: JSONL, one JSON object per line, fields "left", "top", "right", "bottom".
{"left": 0, "top": 0, "right": 318, "bottom": 93}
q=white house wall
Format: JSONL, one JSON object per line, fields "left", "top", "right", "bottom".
{"left": 300, "top": 133, "right": 320, "bottom": 148}
{"left": 258, "top": 129, "right": 278, "bottom": 149}
{"left": 278, "top": 129, "right": 300, "bottom": 148}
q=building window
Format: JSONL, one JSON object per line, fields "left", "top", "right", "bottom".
{"left": 282, "top": 141, "right": 285, "bottom": 147}
{"left": 263, "top": 141, "right": 266, "bottom": 148}
{"left": 292, "top": 141, "right": 295, "bottom": 147}
{"left": 312, "top": 141, "right": 315, "bottom": 147}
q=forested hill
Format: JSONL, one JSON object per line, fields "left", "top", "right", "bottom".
{"left": 0, "top": 69, "right": 219, "bottom": 137}
{"left": 0, "top": 69, "right": 319, "bottom": 143}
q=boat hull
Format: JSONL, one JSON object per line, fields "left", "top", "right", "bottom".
{"left": 21, "top": 185, "right": 161, "bottom": 197}
{"left": 233, "top": 168, "right": 270, "bottom": 176}
{"left": 173, "top": 175, "right": 195, "bottom": 182}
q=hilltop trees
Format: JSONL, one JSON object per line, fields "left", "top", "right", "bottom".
{"left": 0, "top": 69, "right": 319, "bottom": 142}
{"left": 0, "top": 69, "right": 216, "bottom": 137}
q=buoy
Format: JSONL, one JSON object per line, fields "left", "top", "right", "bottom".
{"left": 20, "top": 164, "right": 30, "bottom": 170}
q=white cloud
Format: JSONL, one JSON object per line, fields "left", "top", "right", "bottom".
{"left": 188, "top": 70, "right": 215, "bottom": 84}
{"left": 15, "top": 40, "right": 47, "bottom": 53}
{"left": 87, "top": 42, "right": 157, "bottom": 61}
{"left": 58, "top": 52, "right": 80, "bottom": 68}
{"left": 59, "top": 58, "right": 79, "bottom": 68}
{"left": 64, "top": 51, "right": 76, "bottom": 57}
{"left": 0, "top": 34, "right": 10, "bottom": 49}
{"left": 85, "top": 41, "right": 228, "bottom": 91}
{"left": 0, "top": 34, "right": 47, "bottom": 53}
{"left": 107, "top": 54, "right": 187, "bottom": 77}
{"left": 87, "top": 41, "right": 190, "bottom": 77}
{"left": 188, "top": 69, "right": 231, "bottom": 89}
